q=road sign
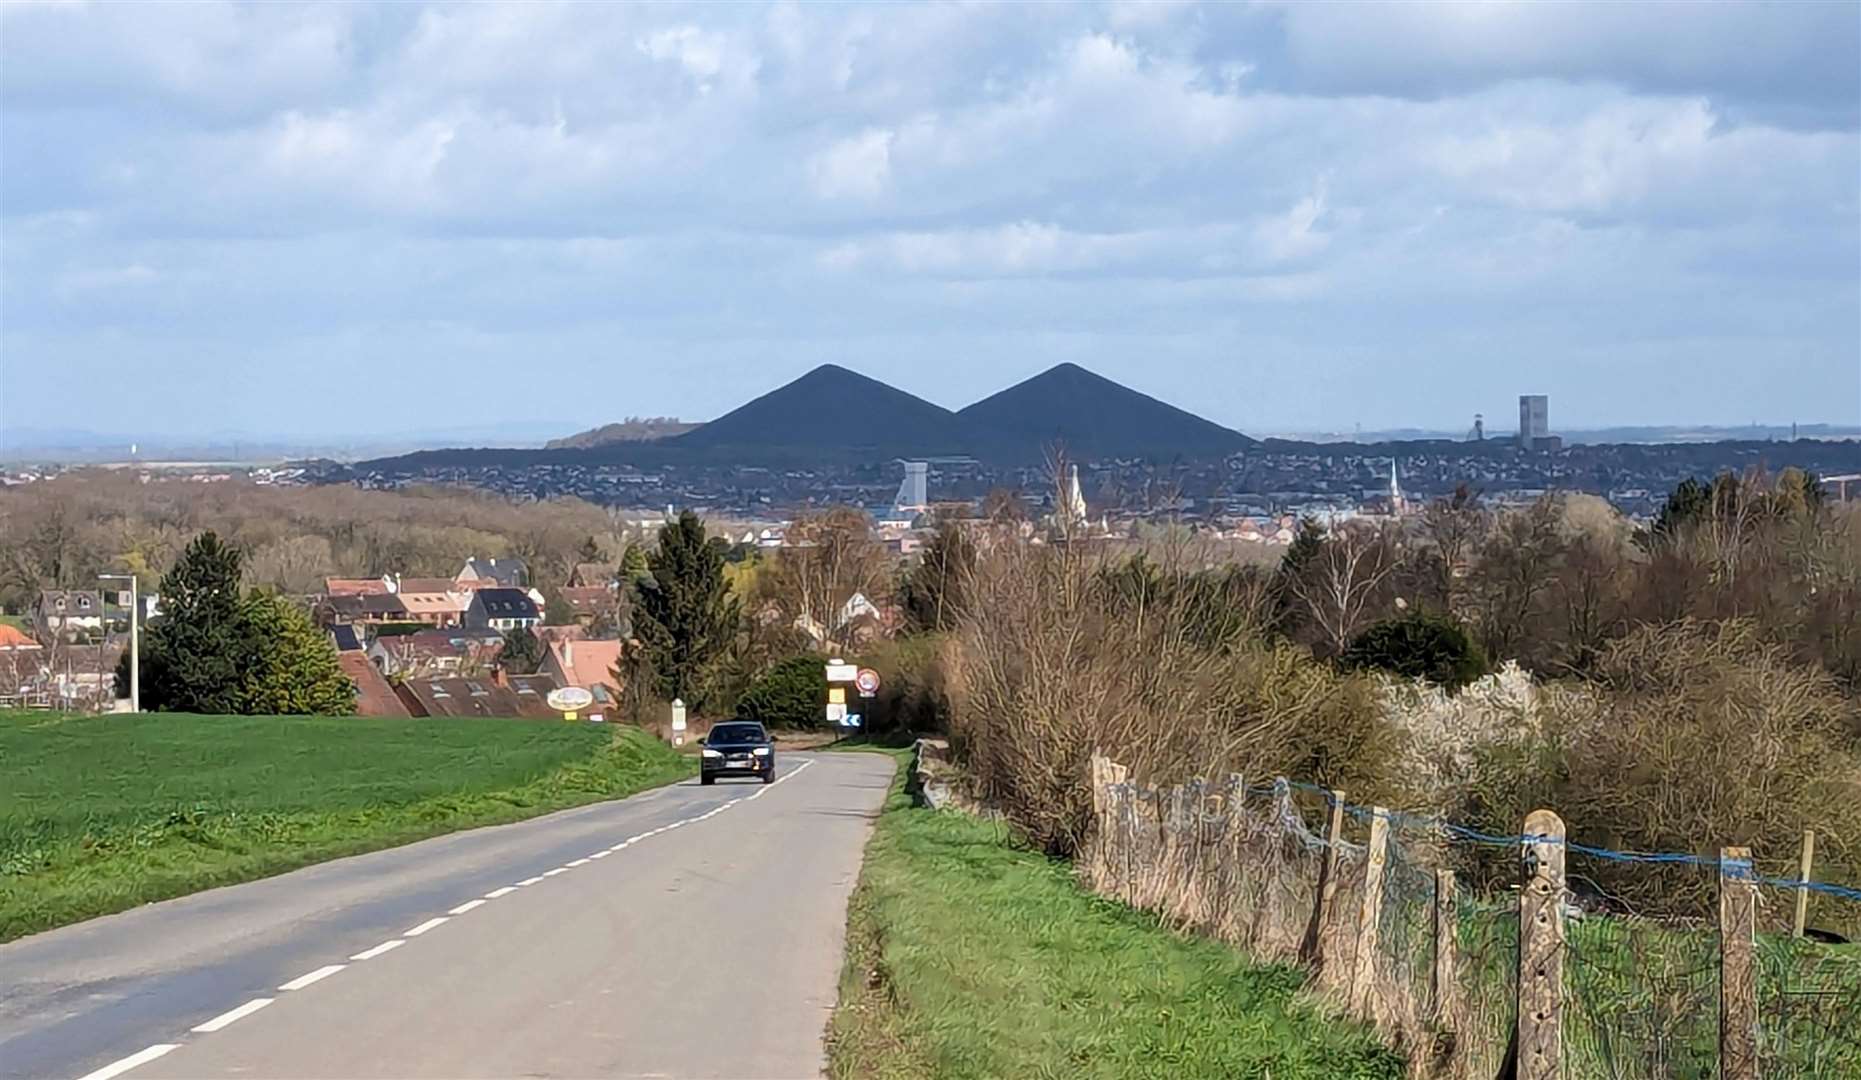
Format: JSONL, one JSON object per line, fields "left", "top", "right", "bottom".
{"left": 826, "top": 703, "right": 848, "bottom": 723}
{"left": 547, "top": 686, "right": 595, "bottom": 712}
{"left": 828, "top": 687, "right": 847, "bottom": 705}
{"left": 670, "top": 698, "right": 687, "bottom": 731}
{"left": 825, "top": 659, "right": 858, "bottom": 683}
{"left": 843, "top": 713, "right": 863, "bottom": 728}
{"left": 855, "top": 668, "right": 881, "bottom": 695}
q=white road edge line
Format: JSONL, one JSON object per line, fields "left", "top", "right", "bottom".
{"left": 404, "top": 917, "right": 449, "bottom": 937}
{"left": 626, "top": 833, "right": 647, "bottom": 843}
{"left": 517, "top": 875, "right": 545, "bottom": 886}
{"left": 566, "top": 858, "right": 590, "bottom": 867}
{"left": 448, "top": 899, "right": 486, "bottom": 915}
{"left": 351, "top": 939, "right": 405, "bottom": 961}
{"left": 485, "top": 886, "right": 517, "bottom": 899}
{"left": 589, "top": 850, "right": 609, "bottom": 859}
{"left": 73, "top": 1043, "right": 180, "bottom": 1080}
{"left": 543, "top": 867, "right": 569, "bottom": 877}
{"left": 278, "top": 964, "right": 346, "bottom": 991}
{"left": 190, "top": 997, "right": 273, "bottom": 1033}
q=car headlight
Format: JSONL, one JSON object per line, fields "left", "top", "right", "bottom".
{"left": 702, "top": 748, "right": 722, "bottom": 758}
{"left": 752, "top": 747, "right": 771, "bottom": 756}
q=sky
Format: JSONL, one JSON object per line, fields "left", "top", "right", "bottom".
{"left": 2, "top": 0, "right": 1858, "bottom": 441}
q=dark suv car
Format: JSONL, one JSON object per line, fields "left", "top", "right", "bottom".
{"left": 700, "top": 721, "right": 775, "bottom": 784}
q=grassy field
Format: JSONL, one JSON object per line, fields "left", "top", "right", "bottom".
{"left": 826, "top": 748, "right": 1402, "bottom": 1080}
{"left": 0, "top": 711, "right": 693, "bottom": 941}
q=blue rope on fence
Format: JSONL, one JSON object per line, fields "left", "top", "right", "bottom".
{"left": 1164, "top": 774, "right": 1860, "bottom": 905}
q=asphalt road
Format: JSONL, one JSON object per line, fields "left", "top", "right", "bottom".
{"left": 0, "top": 750, "right": 895, "bottom": 1080}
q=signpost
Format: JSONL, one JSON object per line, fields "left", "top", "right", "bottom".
{"left": 824, "top": 658, "right": 858, "bottom": 683}
{"left": 671, "top": 697, "right": 687, "bottom": 746}
{"left": 546, "top": 686, "right": 595, "bottom": 721}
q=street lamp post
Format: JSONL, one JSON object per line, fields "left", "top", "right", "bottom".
{"left": 99, "top": 573, "right": 138, "bottom": 713}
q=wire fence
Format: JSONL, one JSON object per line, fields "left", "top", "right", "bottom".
{"left": 1081, "top": 757, "right": 1860, "bottom": 1080}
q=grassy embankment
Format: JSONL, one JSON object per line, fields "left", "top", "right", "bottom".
{"left": 826, "top": 746, "right": 1402, "bottom": 1080}
{"left": 0, "top": 711, "right": 693, "bottom": 942}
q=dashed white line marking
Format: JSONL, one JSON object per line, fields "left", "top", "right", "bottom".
{"left": 351, "top": 939, "right": 405, "bottom": 961}
{"left": 543, "top": 867, "right": 569, "bottom": 877}
{"left": 627, "top": 833, "right": 647, "bottom": 843}
{"left": 610, "top": 842, "right": 630, "bottom": 851}
{"left": 566, "top": 858, "right": 590, "bottom": 867}
{"left": 278, "top": 964, "right": 346, "bottom": 991}
{"left": 485, "top": 886, "right": 517, "bottom": 899}
{"left": 191, "top": 997, "right": 273, "bottom": 1033}
{"left": 448, "top": 899, "right": 486, "bottom": 915}
{"left": 404, "top": 917, "right": 449, "bottom": 937}
{"left": 589, "top": 850, "right": 610, "bottom": 859}
{"left": 517, "top": 875, "right": 545, "bottom": 886}
{"left": 74, "top": 1043, "right": 180, "bottom": 1080}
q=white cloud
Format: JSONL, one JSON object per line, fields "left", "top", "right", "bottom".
{"left": 637, "top": 26, "right": 729, "bottom": 84}
{"left": 1, "top": 1, "right": 1855, "bottom": 433}
{"left": 809, "top": 129, "right": 894, "bottom": 200}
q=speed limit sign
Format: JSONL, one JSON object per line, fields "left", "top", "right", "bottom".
{"left": 855, "top": 668, "right": 881, "bottom": 696}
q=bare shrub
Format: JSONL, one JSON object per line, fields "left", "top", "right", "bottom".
{"left": 947, "top": 540, "right": 1407, "bottom": 856}
{"left": 1455, "top": 620, "right": 1861, "bottom": 927}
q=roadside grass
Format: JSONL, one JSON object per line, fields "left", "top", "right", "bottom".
{"left": 0, "top": 711, "right": 693, "bottom": 941}
{"left": 827, "top": 749, "right": 1403, "bottom": 1080}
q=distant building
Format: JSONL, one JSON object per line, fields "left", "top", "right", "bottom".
{"left": 540, "top": 638, "right": 624, "bottom": 708}
{"left": 465, "top": 588, "right": 541, "bottom": 632}
{"left": 394, "top": 673, "right": 560, "bottom": 719}
{"left": 1517, "top": 395, "right": 1560, "bottom": 451}
{"left": 458, "top": 557, "right": 527, "bottom": 588}
{"left": 35, "top": 590, "right": 103, "bottom": 635}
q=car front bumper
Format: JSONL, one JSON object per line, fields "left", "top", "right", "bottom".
{"left": 702, "top": 756, "right": 773, "bottom": 778}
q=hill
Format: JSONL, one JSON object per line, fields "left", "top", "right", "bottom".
{"left": 668, "top": 364, "right": 967, "bottom": 456}
{"left": 958, "top": 362, "right": 1255, "bottom": 461}
{"left": 545, "top": 417, "right": 700, "bottom": 450}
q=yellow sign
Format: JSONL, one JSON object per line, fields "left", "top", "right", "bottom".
{"left": 828, "top": 687, "right": 847, "bottom": 705}
{"left": 563, "top": 711, "right": 578, "bottom": 721}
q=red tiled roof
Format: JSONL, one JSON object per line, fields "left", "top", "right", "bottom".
{"left": 0, "top": 624, "right": 39, "bottom": 649}
{"left": 325, "top": 577, "right": 390, "bottom": 597}
{"left": 546, "top": 638, "right": 624, "bottom": 700}
{"left": 337, "top": 652, "right": 409, "bottom": 717}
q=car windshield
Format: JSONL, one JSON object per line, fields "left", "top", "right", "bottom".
{"left": 708, "top": 724, "right": 765, "bottom": 745}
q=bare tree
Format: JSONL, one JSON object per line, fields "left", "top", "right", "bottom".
{"left": 1286, "top": 523, "right": 1399, "bottom": 656}
{"left": 1419, "top": 484, "right": 1487, "bottom": 616}
{"left": 759, "top": 508, "right": 886, "bottom": 653}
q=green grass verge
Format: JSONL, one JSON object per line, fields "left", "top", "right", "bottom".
{"left": 0, "top": 711, "right": 694, "bottom": 941}
{"left": 826, "top": 748, "right": 1403, "bottom": 1080}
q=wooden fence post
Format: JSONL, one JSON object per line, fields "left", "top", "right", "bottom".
{"left": 1348, "top": 807, "right": 1390, "bottom": 1018}
{"left": 1517, "top": 809, "right": 1566, "bottom": 1080}
{"left": 1720, "top": 846, "right": 1758, "bottom": 1080}
{"left": 1301, "top": 789, "right": 1347, "bottom": 971}
{"left": 1793, "top": 830, "right": 1815, "bottom": 939}
{"left": 1089, "top": 753, "right": 1107, "bottom": 816}
{"left": 1433, "top": 868, "right": 1461, "bottom": 1054}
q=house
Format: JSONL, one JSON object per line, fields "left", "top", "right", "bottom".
{"left": 367, "top": 629, "right": 503, "bottom": 679}
{"left": 35, "top": 590, "right": 103, "bottom": 635}
{"left": 566, "top": 562, "right": 616, "bottom": 589}
{"left": 325, "top": 576, "right": 394, "bottom": 597}
{"left": 465, "top": 588, "right": 541, "bottom": 632}
{"left": 458, "top": 557, "right": 527, "bottom": 589}
{"left": 395, "top": 588, "right": 468, "bottom": 628}
{"left": 394, "top": 672, "right": 560, "bottom": 719}
{"left": 337, "top": 651, "right": 410, "bottom": 717}
{"left": 556, "top": 585, "right": 615, "bottom": 625}
{"left": 322, "top": 592, "right": 411, "bottom": 626}
{"left": 329, "top": 624, "right": 365, "bottom": 653}
{"left": 540, "top": 638, "right": 624, "bottom": 709}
